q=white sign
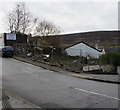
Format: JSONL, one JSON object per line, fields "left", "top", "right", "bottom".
{"left": 6, "top": 33, "right": 16, "bottom": 40}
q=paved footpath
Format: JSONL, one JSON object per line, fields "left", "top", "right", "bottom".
{"left": 13, "top": 56, "right": 120, "bottom": 84}
{"left": 2, "top": 88, "right": 43, "bottom": 109}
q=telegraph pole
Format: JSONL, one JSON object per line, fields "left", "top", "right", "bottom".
{"left": 79, "top": 49, "right": 82, "bottom": 73}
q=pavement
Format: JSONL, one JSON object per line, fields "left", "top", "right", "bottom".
{"left": 2, "top": 88, "right": 43, "bottom": 109}
{"left": 13, "top": 56, "right": 120, "bottom": 84}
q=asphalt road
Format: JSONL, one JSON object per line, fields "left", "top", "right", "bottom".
{"left": 2, "top": 57, "right": 119, "bottom": 108}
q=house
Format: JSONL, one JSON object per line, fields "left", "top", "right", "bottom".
{"left": 65, "top": 41, "right": 105, "bottom": 58}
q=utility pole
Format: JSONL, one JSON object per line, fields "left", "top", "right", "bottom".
{"left": 79, "top": 49, "right": 82, "bottom": 73}
{"left": 50, "top": 46, "right": 55, "bottom": 65}
{"left": 51, "top": 46, "right": 53, "bottom": 57}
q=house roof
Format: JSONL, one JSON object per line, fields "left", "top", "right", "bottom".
{"left": 65, "top": 41, "right": 103, "bottom": 52}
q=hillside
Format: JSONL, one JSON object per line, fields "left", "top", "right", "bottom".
{"left": 57, "top": 31, "right": 119, "bottom": 49}
{"left": 40, "top": 30, "right": 119, "bottom": 52}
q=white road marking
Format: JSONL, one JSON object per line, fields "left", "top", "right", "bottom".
{"left": 75, "top": 88, "right": 120, "bottom": 100}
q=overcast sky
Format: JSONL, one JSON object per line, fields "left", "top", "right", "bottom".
{"left": 0, "top": 0, "right": 118, "bottom": 34}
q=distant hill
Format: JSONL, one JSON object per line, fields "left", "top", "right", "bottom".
{"left": 40, "top": 30, "right": 119, "bottom": 52}
{"left": 58, "top": 31, "right": 119, "bottom": 49}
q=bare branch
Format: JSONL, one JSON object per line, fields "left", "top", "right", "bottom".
{"left": 7, "top": 2, "right": 37, "bottom": 34}
{"left": 35, "top": 20, "right": 61, "bottom": 36}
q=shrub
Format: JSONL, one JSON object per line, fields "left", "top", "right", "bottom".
{"left": 100, "top": 52, "right": 120, "bottom": 66}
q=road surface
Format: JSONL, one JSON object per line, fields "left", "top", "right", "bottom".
{"left": 2, "top": 57, "right": 119, "bottom": 108}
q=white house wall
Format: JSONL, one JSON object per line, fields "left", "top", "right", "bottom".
{"left": 65, "top": 42, "right": 102, "bottom": 58}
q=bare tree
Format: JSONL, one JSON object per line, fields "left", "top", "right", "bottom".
{"left": 8, "top": 3, "right": 23, "bottom": 33}
{"left": 35, "top": 20, "right": 61, "bottom": 36}
{"left": 7, "top": 2, "right": 38, "bottom": 34}
{"left": 20, "top": 3, "right": 30, "bottom": 33}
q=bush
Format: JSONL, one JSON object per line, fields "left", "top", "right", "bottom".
{"left": 100, "top": 52, "right": 120, "bottom": 66}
